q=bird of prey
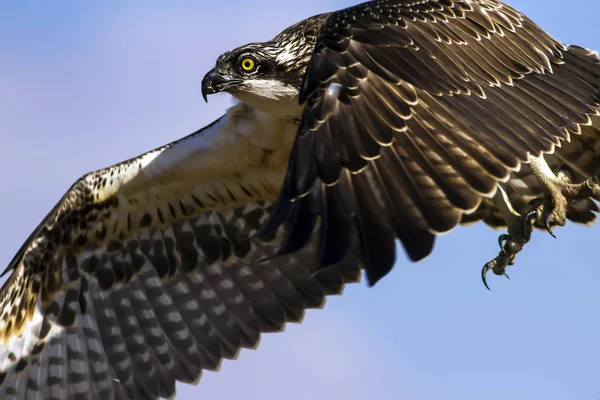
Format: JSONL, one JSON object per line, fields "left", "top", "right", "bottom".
{"left": 1, "top": 0, "right": 600, "bottom": 399}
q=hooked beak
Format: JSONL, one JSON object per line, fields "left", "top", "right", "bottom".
{"left": 201, "top": 68, "right": 242, "bottom": 102}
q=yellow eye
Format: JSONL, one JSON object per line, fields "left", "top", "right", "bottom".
{"left": 240, "top": 57, "right": 256, "bottom": 72}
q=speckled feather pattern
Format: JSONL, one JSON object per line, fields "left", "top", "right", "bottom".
{"left": 2, "top": 0, "right": 600, "bottom": 398}
{"left": 0, "top": 103, "right": 362, "bottom": 400}
{"left": 264, "top": 0, "right": 600, "bottom": 284}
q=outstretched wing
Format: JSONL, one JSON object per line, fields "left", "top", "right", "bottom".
{"left": 262, "top": 0, "right": 600, "bottom": 285}
{"left": 0, "top": 103, "right": 363, "bottom": 400}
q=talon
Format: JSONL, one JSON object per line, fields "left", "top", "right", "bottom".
{"left": 504, "top": 272, "right": 510, "bottom": 280}
{"left": 521, "top": 209, "right": 537, "bottom": 241}
{"left": 498, "top": 234, "right": 512, "bottom": 253}
{"left": 481, "top": 261, "right": 494, "bottom": 291}
{"left": 544, "top": 213, "right": 557, "bottom": 238}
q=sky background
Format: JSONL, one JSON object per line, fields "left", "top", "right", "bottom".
{"left": 0, "top": 1, "right": 599, "bottom": 399}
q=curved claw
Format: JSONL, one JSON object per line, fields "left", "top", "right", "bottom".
{"left": 498, "top": 234, "right": 512, "bottom": 254}
{"left": 482, "top": 254, "right": 512, "bottom": 290}
{"left": 481, "top": 261, "right": 494, "bottom": 291}
{"left": 544, "top": 213, "right": 557, "bottom": 238}
{"left": 521, "top": 210, "right": 537, "bottom": 241}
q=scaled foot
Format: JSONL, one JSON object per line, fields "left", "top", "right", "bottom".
{"left": 481, "top": 156, "right": 600, "bottom": 290}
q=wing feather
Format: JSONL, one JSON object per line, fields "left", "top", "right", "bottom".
{"left": 462, "top": 115, "right": 600, "bottom": 228}
{"left": 266, "top": 0, "right": 600, "bottom": 285}
{"left": 0, "top": 103, "right": 364, "bottom": 400}
{"left": 3, "top": 2, "right": 600, "bottom": 397}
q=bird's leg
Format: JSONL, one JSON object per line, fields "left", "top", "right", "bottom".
{"left": 526, "top": 155, "right": 600, "bottom": 235}
{"left": 526, "top": 155, "right": 569, "bottom": 236}
{"left": 481, "top": 185, "right": 533, "bottom": 290}
{"left": 482, "top": 156, "right": 600, "bottom": 289}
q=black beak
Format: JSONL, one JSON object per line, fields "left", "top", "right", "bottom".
{"left": 201, "top": 69, "right": 241, "bottom": 103}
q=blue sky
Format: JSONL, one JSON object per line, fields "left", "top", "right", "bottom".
{"left": 0, "top": 1, "right": 599, "bottom": 399}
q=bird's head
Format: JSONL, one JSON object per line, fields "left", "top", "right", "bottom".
{"left": 202, "top": 35, "right": 315, "bottom": 119}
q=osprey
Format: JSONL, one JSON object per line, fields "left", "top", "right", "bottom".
{"left": 1, "top": 1, "right": 599, "bottom": 399}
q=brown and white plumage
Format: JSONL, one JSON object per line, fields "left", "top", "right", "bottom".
{"left": 258, "top": 0, "right": 600, "bottom": 284}
{"left": 0, "top": 105, "right": 363, "bottom": 399}
{"left": 2, "top": 0, "right": 600, "bottom": 399}
{"left": 462, "top": 120, "right": 600, "bottom": 228}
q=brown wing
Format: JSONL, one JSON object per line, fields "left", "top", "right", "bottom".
{"left": 259, "top": 0, "right": 600, "bottom": 285}
{"left": 0, "top": 104, "right": 363, "bottom": 400}
{"left": 462, "top": 117, "right": 600, "bottom": 228}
